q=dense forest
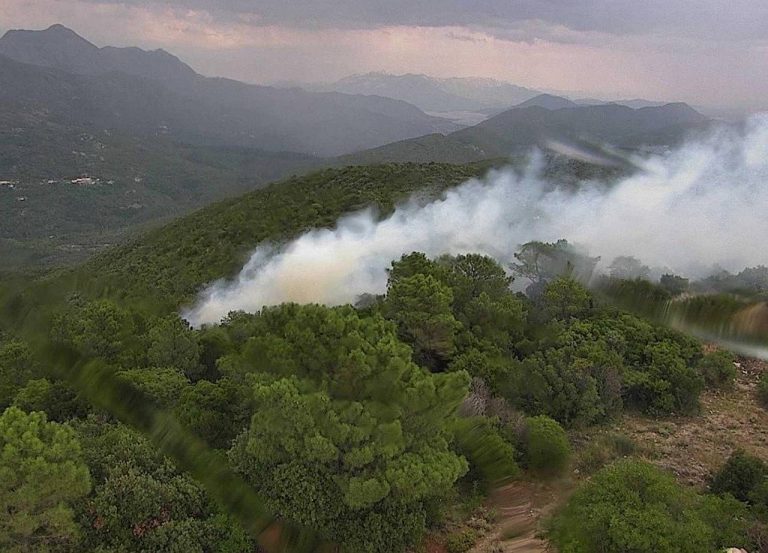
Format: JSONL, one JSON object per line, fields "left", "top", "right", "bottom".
{"left": 1, "top": 163, "right": 765, "bottom": 552}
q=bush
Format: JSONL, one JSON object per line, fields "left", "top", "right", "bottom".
{"left": 576, "top": 433, "right": 637, "bottom": 474}
{"left": 697, "top": 350, "right": 737, "bottom": 388}
{"left": 445, "top": 529, "right": 479, "bottom": 553}
{"left": 607, "top": 433, "right": 637, "bottom": 457}
{"left": 549, "top": 460, "right": 739, "bottom": 553}
{"left": 451, "top": 417, "right": 520, "bottom": 485}
{"left": 503, "top": 352, "right": 603, "bottom": 427}
{"left": 522, "top": 416, "right": 570, "bottom": 475}
{"left": 711, "top": 450, "right": 767, "bottom": 503}
{"left": 758, "top": 373, "right": 768, "bottom": 407}
{"left": 623, "top": 341, "right": 704, "bottom": 415}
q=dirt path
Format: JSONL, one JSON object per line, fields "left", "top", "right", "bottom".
{"left": 468, "top": 480, "right": 567, "bottom": 553}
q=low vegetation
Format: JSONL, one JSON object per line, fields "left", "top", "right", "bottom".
{"left": 549, "top": 459, "right": 748, "bottom": 553}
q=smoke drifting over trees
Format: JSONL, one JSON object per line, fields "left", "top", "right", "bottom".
{"left": 186, "top": 115, "right": 768, "bottom": 326}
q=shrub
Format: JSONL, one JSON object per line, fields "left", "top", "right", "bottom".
{"left": 451, "top": 417, "right": 520, "bottom": 485}
{"left": 697, "top": 350, "right": 737, "bottom": 388}
{"left": 711, "top": 450, "right": 767, "bottom": 503}
{"left": 607, "top": 433, "right": 637, "bottom": 456}
{"left": 503, "top": 352, "right": 603, "bottom": 427}
{"left": 576, "top": 433, "right": 637, "bottom": 474}
{"left": 445, "top": 529, "right": 479, "bottom": 553}
{"left": 549, "top": 460, "right": 733, "bottom": 553}
{"left": 522, "top": 416, "right": 570, "bottom": 475}
{"left": 758, "top": 373, "right": 768, "bottom": 407}
{"left": 623, "top": 341, "right": 704, "bottom": 415}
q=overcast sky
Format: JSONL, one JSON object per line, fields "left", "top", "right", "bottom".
{"left": 1, "top": 0, "right": 767, "bottom": 109}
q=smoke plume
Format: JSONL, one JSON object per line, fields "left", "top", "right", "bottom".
{"left": 185, "top": 115, "right": 768, "bottom": 326}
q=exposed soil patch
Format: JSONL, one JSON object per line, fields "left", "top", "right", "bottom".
{"left": 468, "top": 480, "right": 570, "bottom": 553}
{"left": 614, "top": 355, "right": 768, "bottom": 488}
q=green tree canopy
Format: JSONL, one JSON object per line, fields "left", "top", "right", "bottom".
{"left": 0, "top": 407, "right": 91, "bottom": 552}
{"left": 74, "top": 418, "right": 251, "bottom": 553}
{"left": 0, "top": 340, "right": 38, "bottom": 409}
{"left": 385, "top": 274, "right": 462, "bottom": 366}
{"left": 223, "top": 304, "right": 470, "bottom": 552}
{"left": 521, "top": 415, "right": 570, "bottom": 475}
{"left": 146, "top": 316, "right": 203, "bottom": 380}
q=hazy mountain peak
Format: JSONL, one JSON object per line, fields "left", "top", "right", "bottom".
{"left": 515, "top": 93, "right": 578, "bottom": 110}
{"left": 0, "top": 24, "right": 198, "bottom": 86}
{"left": 43, "top": 23, "right": 84, "bottom": 35}
{"left": 1, "top": 23, "right": 95, "bottom": 47}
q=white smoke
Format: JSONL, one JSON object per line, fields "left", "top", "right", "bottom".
{"left": 185, "top": 114, "right": 768, "bottom": 327}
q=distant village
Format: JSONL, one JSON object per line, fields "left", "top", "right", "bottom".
{"left": 0, "top": 176, "right": 138, "bottom": 203}
{"left": 0, "top": 176, "right": 115, "bottom": 187}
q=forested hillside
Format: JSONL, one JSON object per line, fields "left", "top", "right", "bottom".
{"left": 340, "top": 102, "right": 710, "bottom": 166}
{"left": 0, "top": 161, "right": 764, "bottom": 553}
{"left": 0, "top": 26, "right": 712, "bottom": 274}
{"left": 80, "top": 163, "right": 494, "bottom": 305}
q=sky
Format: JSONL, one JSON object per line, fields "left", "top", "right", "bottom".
{"left": 1, "top": 0, "right": 767, "bottom": 110}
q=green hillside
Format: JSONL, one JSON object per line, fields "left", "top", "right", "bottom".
{"left": 78, "top": 162, "right": 495, "bottom": 307}
{"left": 342, "top": 102, "right": 710, "bottom": 166}
{"left": 334, "top": 133, "right": 490, "bottom": 165}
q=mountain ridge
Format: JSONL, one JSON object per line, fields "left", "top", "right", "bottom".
{"left": 291, "top": 71, "right": 541, "bottom": 113}
{"left": 0, "top": 25, "right": 459, "bottom": 156}
{"left": 515, "top": 94, "right": 579, "bottom": 110}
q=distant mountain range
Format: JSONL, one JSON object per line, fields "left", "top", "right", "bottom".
{"left": 285, "top": 72, "right": 541, "bottom": 114}
{"left": 0, "top": 25, "right": 459, "bottom": 156}
{"left": 574, "top": 98, "right": 669, "bottom": 109}
{"left": 281, "top": 72, "right": 715, "bottom": 126}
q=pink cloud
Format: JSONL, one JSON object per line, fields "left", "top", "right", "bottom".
{"left": 1, "top": 0, "right": 765, "bottom": 109}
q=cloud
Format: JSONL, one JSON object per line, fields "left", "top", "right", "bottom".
{"left": 1, "top": 0, "right": 766, "bottom": 108}
{"left": 47, "top": 0, "right": 768, "bottom": 42}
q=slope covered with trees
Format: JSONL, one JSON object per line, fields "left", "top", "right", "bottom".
{"left": 77, "top": 162, "right": 493, "bottom": 306}
{"left": 0, "top": 114, "right": 318, "bottom": 269}
{"left": 0, "top": 161, "right": 764, "bottom": 552}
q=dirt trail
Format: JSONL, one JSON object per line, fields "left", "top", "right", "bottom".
{"left": 468, "top": 480, "right": 565, "bottom": 553}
